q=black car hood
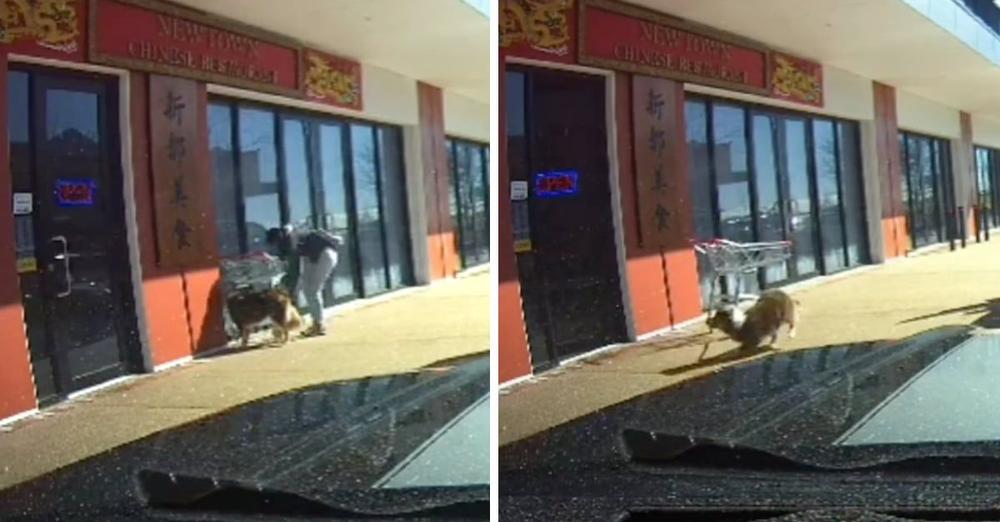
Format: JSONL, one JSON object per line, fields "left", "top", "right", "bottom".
{"left": 501, "top": 326, "right": 1000, "bottom": 520}
{"left": 0, "top": 355, "right": 489, "bottom": 521}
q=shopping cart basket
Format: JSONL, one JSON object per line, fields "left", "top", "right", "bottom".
{"left": 693, "top": 238, "right": 792, "bottom": 313}
{"left": 219, "top": 252, "right": 288, "bottom": 340}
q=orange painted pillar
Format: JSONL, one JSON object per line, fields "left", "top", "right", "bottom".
{"left": 873, "top": 82, "right": 909, "bottom": 258}
{"left": 622, "top": 74, "right": 701, "bottom": 335}
{"left": 183, "top": 82, "right": 227, "bottom": 353}
{"left": 0, "top": 50, "right": 40, "bottom": 418}
{"left": 498, "top": 55, "right": 532, "bottom": 384}
{"left": 130, "top": 71, "right": 193, "bottom": 366}
{"left": 417, "top": 82, "right": 459, "bottom": 281}
{"left": 130, "top": 73, "right": 226, "bottom": 366}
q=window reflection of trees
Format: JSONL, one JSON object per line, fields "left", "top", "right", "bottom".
{"left": 208, "top": 100, "right": 413, "bottom": 299}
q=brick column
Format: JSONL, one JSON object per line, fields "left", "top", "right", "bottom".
{"left": 417, "top": 82, "right": 459, "bottom": 280}
{"left": 872, "top": 82, "right": 908, "bottom": 258}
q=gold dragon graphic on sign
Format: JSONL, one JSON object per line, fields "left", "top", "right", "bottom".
{"left": 500, "top": 0, "right": 571, "bottom": 56}
{"left": 304, "top": 53, "right": 361, "bottom": 108}
{"left": 772, "top": 54, "right": 822, "bottom": 105}
{"left": 0, "top": 0, "right": 79, "bottom": 53}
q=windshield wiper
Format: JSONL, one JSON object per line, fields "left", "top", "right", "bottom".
{"left": 622, "top": 429, "right": 1000, "bottom": 474}
{"left": 137, "top": 469, "right": 488, "bottom": 519}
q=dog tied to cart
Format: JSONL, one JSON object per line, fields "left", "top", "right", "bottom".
{"left": 694, "top": 239, "right": 800, "bottom": 351}
{"left": 221, "top": 253, "right": 304, "bottom": 349}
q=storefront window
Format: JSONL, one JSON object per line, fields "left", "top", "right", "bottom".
{"left": 900, "top": 131, "right": 950, "bottom": 249}
{"left": 783, "top": 117, "right": 817, "bottom": 277}
{"left": 711, "top": 104, "right": 754, "bottom": 244}
{"left": 813, "top": 119, "right": 846, "bottom": 273}
{"left": 318, "top": 123, "right": 358, "bottom": 301}
{"left": 686, "top": 96, "right": 869, "bottom": 293}
{"left": 838, "top": 122, "right": 868, "bottom": 266}
{"left": 447, "top": 138, "right": 490, "bottom": 268}
{"left": 351, "top": 124, "right": 389, "bottom": 295}
{"left": 238, "top": 107, "right": 281, "bottom": 253}
{"left": 209, "top": 99, "right": 413, "bottom": 306}
{"left": 209, "top": 104, "right": 241, "bottom": 257}
{"left": 282, "top": 117, "right": 315, "bottom": 232}
{"left": 752, "top": 113, "right": 787, "bottom": 283}
{"left": 975, "top": 145, "right": 1000, "bottom": 229}
{"left": 379, "top": 127, "right": 414, "bottom": 287}
{"left": 685, "top": 100, "right": 715, "bottom": 306}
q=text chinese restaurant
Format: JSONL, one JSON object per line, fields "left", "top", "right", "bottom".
{"left": 0, "top": 0, "right": 488, "bottom": 423}
{"left": 499, "top": 0, "right": 997, "bottom": 383}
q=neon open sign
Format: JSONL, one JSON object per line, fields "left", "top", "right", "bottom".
{"left": 55, "top": 179, "right": 96, "bottom": 207}
{"left": 533, "top": 170, "right": 579, "bottom": 199}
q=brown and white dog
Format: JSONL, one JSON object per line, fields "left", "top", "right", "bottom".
{"left": 226, "top": 288, "right": 303, "bottom": 348}
{"left": 706, "top": 289, "right": 799, "bottom": 350}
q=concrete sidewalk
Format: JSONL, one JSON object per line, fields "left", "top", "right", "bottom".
{"left": 0, "top": 270, "right": 489, "bottom": 490}
{"left": 500, "top": 240, "right": 1000, "bottom": 445}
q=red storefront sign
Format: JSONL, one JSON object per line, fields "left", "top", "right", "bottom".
{"left": 500, "top": 0, "right": 576, "bottom": 65}
{"left": 2, "top": 0, "right": 88, "bottom": 62}
{"left": 302, "top": 49, "right": 363, "bottom": 111}
{"left": 771, "top": 51, "right": 823, "bottom": 107}
{"left": 578, "top": 0, "right": 769, "bottom": 95}
{"left": 89, "top": 0, "right": 301, "bottom": 95}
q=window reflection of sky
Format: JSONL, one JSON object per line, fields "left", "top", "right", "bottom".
{"left": 8, "top": 72, "right": 29, "bottom": 144}
{"left": 46, "top": 90, "right": 99, "bottom": 143}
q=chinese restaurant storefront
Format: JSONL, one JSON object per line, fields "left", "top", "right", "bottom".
{"left": 0, "top": 0, "right": 487, "bottom": 422}
{"left": 499, "top": 0, "right": 952, "bottom": 384}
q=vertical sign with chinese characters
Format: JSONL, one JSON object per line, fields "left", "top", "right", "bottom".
{"left": 632, "top": 75, "right": 691, "bottom": 249}
{"left": 150, "top": 74, "right": 203, "bottom": 267}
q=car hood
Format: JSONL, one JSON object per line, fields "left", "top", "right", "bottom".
{"left": 0, "top": 354, "right": 489, "bottom": 520}
{"left": 500, "top": 326, "right": 1000, "bottom": 517}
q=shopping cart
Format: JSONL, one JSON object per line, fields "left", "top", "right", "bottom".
{"left": 693, "top": 238, "right": 793, "bottom": 314}
{"left": 219, "top": 252, "right": 288, "bottom": 339}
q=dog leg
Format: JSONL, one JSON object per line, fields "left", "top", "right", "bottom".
{"left": 274, "top": 326, "right": 288, "bottom": 346}
{"left": 240, "top": 327, "right": 250, "bottom": 349}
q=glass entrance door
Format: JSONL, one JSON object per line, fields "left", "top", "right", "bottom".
{"left": 506, "top": 66, "right": 628, "bottom": 369}
{"left": 9, "top": 68, "right": 140, "bottom": 400}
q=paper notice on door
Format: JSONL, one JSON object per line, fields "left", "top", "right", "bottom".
{"left": 16, "top": 257, "right": 36, "bottom": 273}
{"left": 512, "top": 200, "right": 532, "bottom": 253}
{"left": 13, "top": 193, "right": 32, "bottom": 215}
{"left": 510, "top": 181, "right": 528, "bottom": 201}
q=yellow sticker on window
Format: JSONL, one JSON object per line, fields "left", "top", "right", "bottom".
{"left": 16, "top": 257, "right": 36, "bottom": 273}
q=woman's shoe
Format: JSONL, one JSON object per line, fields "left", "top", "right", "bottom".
{"left": 302, "top": 325, "right": 326, "bottom": 337}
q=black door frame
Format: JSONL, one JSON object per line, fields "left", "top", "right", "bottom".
{"left": 506, "top": 63, "right": 629, "bottom": 371}
{"left": 13, "top": 64, "right": 143, "bottom": 401}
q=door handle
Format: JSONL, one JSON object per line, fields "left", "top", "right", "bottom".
{"left": 50, "top": 235, "right": 72, "bottom": 298}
